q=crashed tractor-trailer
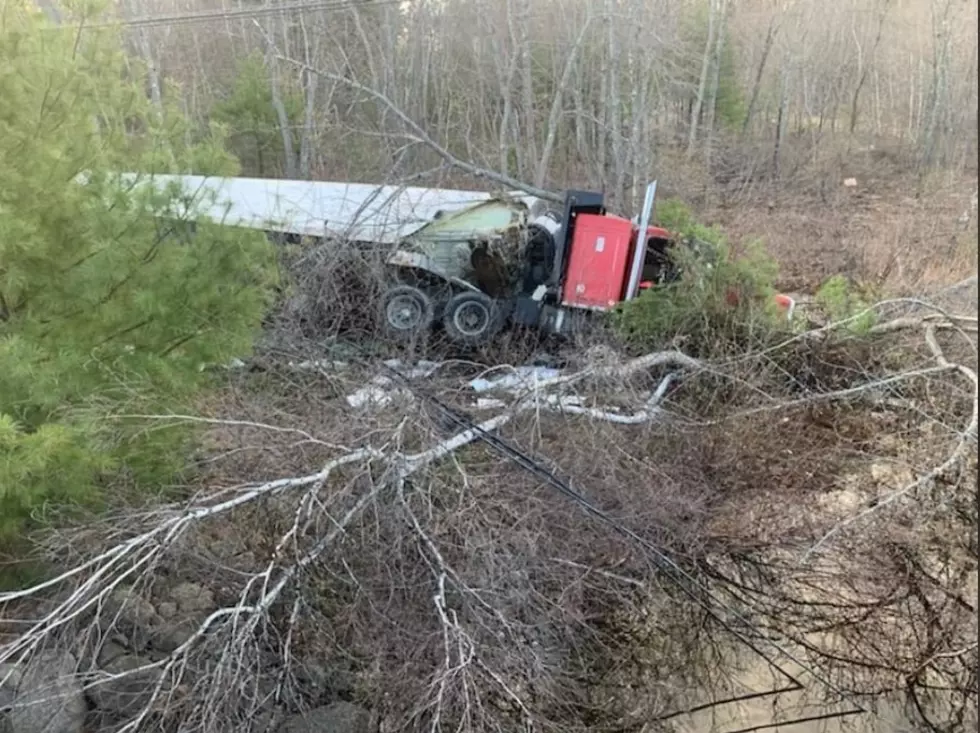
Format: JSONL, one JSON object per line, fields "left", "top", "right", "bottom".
{"left": 112, "top": 173, "right": 794, "bottom": 347}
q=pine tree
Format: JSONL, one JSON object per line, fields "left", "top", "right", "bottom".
{"left": 0, "top": 4, "right": 278, "bottom": 535}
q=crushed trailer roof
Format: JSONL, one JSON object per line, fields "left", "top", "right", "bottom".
{"left": 114, "top": 173, "right": 542, "bottom": 244}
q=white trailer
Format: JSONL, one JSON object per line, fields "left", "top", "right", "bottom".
{"left": 110, "top": 172, "right": 541, "bottom": 245}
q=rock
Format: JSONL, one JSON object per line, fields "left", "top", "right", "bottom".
{"left": 870, "top": 461, "right": 914, "bottom": 488}
{"left": 169, "top": 582, "right": 215, "bottom": 614}
{"left": 277, "top": 702, "right": 374, "bottom": 733}
{"left": 108, "top": 587, "right": 159, "bottom": 626}
{"left": 150, "top": 620, "right": 197, "bottom": 654}
{"left": 816, "top": 488, "right": 863, "bottom": 519}
{"left": 101, "top": 587, "right": 162, "bottom": 648}
{"left": 294, "top": 659, "right": 356, "bottom": 700}
{"left": 96, "top": 640, "right": 128, "bottom": 668}
{"left": 0, "top": 651, "right": 86, "bottom": 733}
{"left": 88, "top": 653, "right": 162, "bottom": 719}
{"left": 251, "top": 706, "right": 285, "bottom": 733}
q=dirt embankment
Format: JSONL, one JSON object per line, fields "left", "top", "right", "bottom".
{"left": 706, "top": 173, "right": 977, "bottom": 296}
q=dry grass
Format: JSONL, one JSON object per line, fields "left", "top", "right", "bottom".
{"left": 705, "top": 167, "right": 978, "bottom": 295}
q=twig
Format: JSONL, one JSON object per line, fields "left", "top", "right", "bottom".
{"left": 109, "top": 413, "right": 350, "bottom": 450}
{"left": 723, "top": 297, "right": 977, "bottom": 367}
{"left": 802, "top": 325, "right": 978, "bottom": 561}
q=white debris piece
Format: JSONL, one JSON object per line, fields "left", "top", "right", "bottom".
{"left": 346, "top": 376, "right": 414, "bottom": 410}
{"left": 345, "top": 360, "right": 443, "bottom": 410}
{"left": 469, "top": 366, "right": 562, "bottom": 393}
{"left": 288, "top": 359, "right": 350, "bottom": 371}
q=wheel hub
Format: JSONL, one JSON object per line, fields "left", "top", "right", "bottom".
{"left": 454, "top": 302, "right": 490, "bottom": 336}
{"left": 387, "top": 295, "right": 423, "bottom": 330}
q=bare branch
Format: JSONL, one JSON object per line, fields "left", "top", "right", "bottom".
{"left": 276, "top": 57, "right": 563, "bottom": 203}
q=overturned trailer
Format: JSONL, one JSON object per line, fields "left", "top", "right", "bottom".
{"left": 110, "top": 172, "right": 794, "bottom": 347}
{"left": 109, "top": 172, "right": 541, "bottom": 245}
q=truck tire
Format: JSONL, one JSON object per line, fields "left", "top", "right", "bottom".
{"left": 380, "top": 284, "right": 435, "bottom": 343}
{"left": 442, "top": 290, "right": 508, "bottom": 347}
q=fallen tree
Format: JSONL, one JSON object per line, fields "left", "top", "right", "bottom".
{"left": 0, "top": 299, "right": 976, "bottom": 733}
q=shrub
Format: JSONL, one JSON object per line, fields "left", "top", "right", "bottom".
{"left": 0, "top": 6, "right": 278, "bottom": 536}
{"left": 814, "top": 275, "right": 880, "bottom": 334}
{"left": 613, "top": 199, "right": 787, "bottom": 356}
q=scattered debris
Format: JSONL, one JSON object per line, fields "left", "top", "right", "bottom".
{"left": 345, "top": 378, "right": 414, "bottom": 410}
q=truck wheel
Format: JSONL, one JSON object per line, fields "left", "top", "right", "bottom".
{"left": 442, "top": 291, "right": 507, "bottom": 347}
{"left": 380, "top": 284, "right": 435, "bottom": 342}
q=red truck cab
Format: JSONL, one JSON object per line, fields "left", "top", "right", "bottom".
{"left": 559, "top": 216, "right": 676, "bottom": 310}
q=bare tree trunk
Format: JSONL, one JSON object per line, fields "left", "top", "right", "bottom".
{"left": 261, "top": 17, "right": 298, "bottom": 179}
{"left": 127, "top": 0, "right": 164, "bottom": 119}
{"left": 516, "top": 0, "right": 538, "bottom": 172}
{"left": 914, "top": 57, "right": 926, "bottom": 142}
{"left": 849, "top": 0, "right": 891, "bottom": 136}
{"left": 629, "top": 56, "right": 655, "bottom": 213}
{"left": 687, "top": 0, "right": 717, "bottom": 157}
{"left": 606, "top": 0, "right": 625, "bottom": 206}
{"left": 141, "top": 32, "right": 164, "bottom": 117}
{"left": 702, "top": 0, "right": 730, "bottom": 167}
{"left": 742, "top": 14, "right": 778, "bottom": 136}
{"left": 350, "top": 8, "right": 380, "bottom": 92}
{"left": 297, "top": 15, "right": 320, "bottom": 179}
{"left": 961, "top": 39, "right": 979, "bottom": 169}
{"left": 535, "top": 18, "right": 594, "bottom": 188}
{"left": 571, "top": 72, "right": 590, "bottom": 180}
{"left": 123, "top": 0, "right": 178, "bottom": 171}
{"left": 773, "top": 52, "right": 790, "bottom": 180}
{"left": 906, "top": 52, "right": 917, "bottom": 143}
{"left": 872, "top": 69, "right": 882, "bottom": 136}
{"left": 596, "top": 55, "right": 609, "bottom": 186}
{"left": 921, "top": 0, "right": 954, "bottom": 168}
{"left": 495, "top": 0, "right": 521, "bottom": 176}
